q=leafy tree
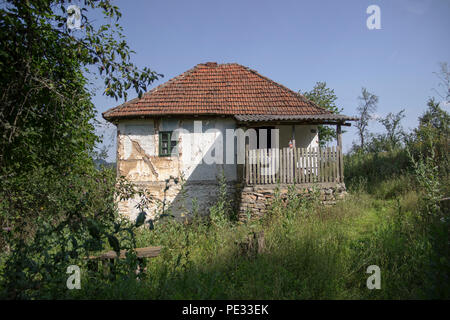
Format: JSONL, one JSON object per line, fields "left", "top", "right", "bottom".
{"left": 379, "top": 109, "right": 406, "bottom": 150}
{"left": 0, "top": 0, "right": 161, "bottom": 174}
{"left": 408, "top": 98, "right": 450, "bottom": 173}
{"left": 301, "top": 82, "right": 342, "bottom": 146}
{"left": 418, "top": 98, "right": 449, "bottom": 133}
{"left": 355, "top": 87, "right": 378, "bottom": 151}
{"left": 0, "top": 0, "right": 160, "bottom": 298}
{"left": 367, "top": 109, "right": 406, "bottom": 152}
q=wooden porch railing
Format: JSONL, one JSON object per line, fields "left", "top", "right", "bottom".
{"left": 245, "top": 146, "right": 343, "bottom": 185}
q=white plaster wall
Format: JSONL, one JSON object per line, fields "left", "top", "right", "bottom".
{"left": 118, "top": 120, "right": 155, "bottom": 158}
{"left": 115, "top": 119, "right": 319, "bottom": 220}
{"left": 177, "top": 118, "right": 237, "bottom": 181}
{"left": 295, "top": 124, "right": 319, "bottom": 149}
{"left": 117, "top": 118, "right": 238, "bottom": 182}
{"left": 117, "top": 120, "right": 318, "bottom": 182}
{"left": 116, "top": 118, "right": 239, "bottom": 220}
{"left": 275, "top": 124, "right": 318, "bottom": 149}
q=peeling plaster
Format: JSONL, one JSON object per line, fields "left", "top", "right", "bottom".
{"left": 115, "top": 119, "right": 318, "bottom": 220}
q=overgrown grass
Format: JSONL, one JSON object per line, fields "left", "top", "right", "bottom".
{"left": 2, "top": 148, "right": 447, "bottom": 299}
{"left": 69, "top": 187, "right": 442, "bottom": 299}
{"left": 344, "top": 149, "right": 413, "bottom": 196}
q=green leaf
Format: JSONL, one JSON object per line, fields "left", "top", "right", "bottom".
{"left": 87, "top": 220, "right": 100, "bottom": 239}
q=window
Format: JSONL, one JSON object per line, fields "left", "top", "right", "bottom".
{"left": 159, "top": 131, "right": 177, "bottom": 156}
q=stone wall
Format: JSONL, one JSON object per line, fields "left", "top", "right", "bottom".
{"left": 238, "top": 183, "right": 347, "bottom": 220}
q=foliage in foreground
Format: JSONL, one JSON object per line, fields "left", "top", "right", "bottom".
{"left": 51, "top": 186, "right": 446, "bottom": 300}
{"left": 0, "top": 1, "right": 447, "bottom": 298}
{"left": 0, "top": 166, "right": 152, "bottom": 299}
{"left": 0, "top": 0, "right": 160, "bottom": 299}
{"left": 1, "top": 99, "right": 448, "bottom": 298}
{"left": 55, "top": 117, "right": 449, "bottom": 299}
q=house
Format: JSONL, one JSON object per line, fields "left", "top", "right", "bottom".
{"left": 103, "top": 62, "right": 357, "bottom": 220}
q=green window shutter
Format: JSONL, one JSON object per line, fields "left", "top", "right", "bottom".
{"left": 159, "top": 131, "right": 173, "bottom": 157}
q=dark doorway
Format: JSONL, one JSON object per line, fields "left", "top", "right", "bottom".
{"left": 255, "top": 126, "right": 275, "bottom": 149}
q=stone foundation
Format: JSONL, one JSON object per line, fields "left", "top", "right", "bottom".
{"left": 118, "top": 180, "right": 347, "bottom": 223}
{"left": 118, "top": 180, "right": 239, "bottom": 221}
{"left": 238, "top": 183, "right": 347, "bottom": 220}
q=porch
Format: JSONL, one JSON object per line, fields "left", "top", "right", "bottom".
{"left": 244, "top": 145, "right": 343, "bottom": 185}
{"left": 236, "top": 114, "right": 354, "bottom": 187}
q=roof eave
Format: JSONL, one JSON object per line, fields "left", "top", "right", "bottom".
{"left": 234, "top": 114, "right": 358, "bottom": 124}
{"left": 102, "top": 112, "right": 358, "bottom": 126}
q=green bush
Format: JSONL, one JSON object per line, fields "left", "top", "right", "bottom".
{"left": 209, "top": 171, "right": 234, "bottom": 227}
{"left": 0, "top": 165, "right": 154, "bottom": 299}
{"left": 344, "top": 149, "right": 413, "bottom": 196}
{"left": 44, "top": 185, "right": 445, "bottom": 299}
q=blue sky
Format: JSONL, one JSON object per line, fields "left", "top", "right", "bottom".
{"left": 90, "top": 0, "right": 450, "bottom": 158}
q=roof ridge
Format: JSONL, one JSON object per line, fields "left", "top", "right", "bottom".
{"left": 197, "top": 62, "right": 331, "bottom": 114}
{"left": 241, "top": 65, "right": 332, "bottom": 115}
{"left": 103, "top": 62, "right": 344, "bottom": 121}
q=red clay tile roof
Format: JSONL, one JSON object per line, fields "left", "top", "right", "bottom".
{"left": 235, "top": 114, "right": 358, "bottom": 122}
{"left": 103, "top": 62, "right": 335, "bottom": 121}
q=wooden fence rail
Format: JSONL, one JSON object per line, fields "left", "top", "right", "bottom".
{"left": 245, "top": 146, "right": 343, "bottom": 185}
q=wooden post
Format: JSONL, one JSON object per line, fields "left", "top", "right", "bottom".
{"left": 297, "top": 147, "right": 302, "bottom": 183}
{"left": 299, "top": 148, "right": 304, "bottom": 183}
{"left": 336, "top": 124, "right": 343, "bottom": 182}
{"left": 278, "top": 147, "right": 282, "bottom": 184}
{"left": 292, "top": 147, "right": 295, "bottom": 184}
{"left": 319, "top": 148, "right": 323, "bottom": 182}
{"left": 287, "top": 148, "right": 290, "bottom": 183}
{"left": 291, "top": 126, "right": 295, "bottom": 184}
{"left": 256, "top": 149, "right": 260, "bottom": 184}
{"left": 304, "top": 148, "right": 309, "bottom": 183}
{"left": 270, "top": 148, "right": 274, "bottom": 184}
{"left": 263, "top": 148, "right": 267, "bottom": 184}
{"left": 253, "top": 149, "right": 257, "bottom": 184}
{"left": 332, "top": 146, "right": 337, "bottom": 182}
{"left": 261, "top": 148, "right": 265, "bottom": 185}
{"left": 245, "top": 143, "right": 249, "bottom": 184}
{"left": 337, "top": 124, "right": 342, "bottom": 149}
{"left": 292, "top": 140, "right": 297, "bottom": 183}
{"left": 314, "top": 147, "right": 318, "bottom": 182}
